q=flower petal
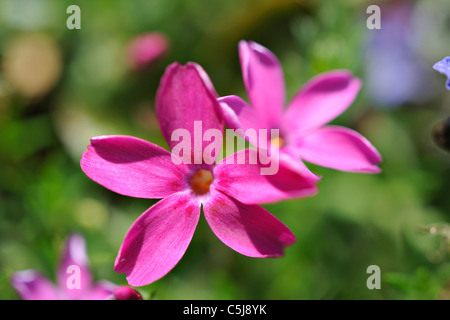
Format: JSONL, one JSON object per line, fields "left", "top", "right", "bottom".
{"left": 239, "top": 40, "right": 285, "bottom": 128}
{"left": 11, "top": 270, "right": 59, "bottom": 300}
{"left": 217, "top": 95, "right": 266, "bottom": 146}
{"left": 214, "top": 148, "right": 318, "bottom": 204}
{"left": 295, "top": 126, "right": 382, "bottom": 173}
{"left": 114, "top": 192, "right": 201, "bottom": 286}
{"left": 81, "top": 135, "right": 190, "bottom": 199}
{"left": 57, "top": 233, "right": 92, "bottom": 296}
{"left": 82, "top": 281, "right": 117, "bottom": 300}
{"left": 283, "top": 71, "right": 362, "bottom": 134}
{"left": 433, "top": 57, "right": 450, "bottom": 90}
{"left": 155, "top": 62, "right": 224, "bottom": 164}
{"left": 203, "top": 190, "right": 296, "bottom": 257}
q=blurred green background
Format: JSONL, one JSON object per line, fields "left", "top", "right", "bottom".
{"left": 1, "top": 0, "right": 450, "bottom": 300}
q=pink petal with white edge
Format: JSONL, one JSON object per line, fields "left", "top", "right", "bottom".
{"left": 283, "top": 71, "right": 362, "bottom": 135}
{"left": 239, "top": 40, "right": 285, "bottom": 128}
{"left": 203, "top": 190, "right": 296, "bottom": 257}
{"left": 155, "top": 62, "right": 224, "bottom": 164}
{"left": 57, "top": 233, "right": 92, "bottom": 296}
{"left": 114, "top": 192, "right": 201, "bottom": 287}
{"left": 295, "top": 126, "right": 382, "bottom": 173}
{"left": 81, "top": 135, "right": 190, "bottom": 199}
{"left": 214, "top": 148, "right": 318, "bottom": 205}
{"left": 11, "top": 270, "right": 59, "bottom": 300}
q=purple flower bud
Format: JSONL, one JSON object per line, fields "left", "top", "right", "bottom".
{"left": 113, "top": 286, "right": 142, "bottom": 300}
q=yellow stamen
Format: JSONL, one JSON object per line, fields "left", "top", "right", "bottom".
{"left": 190, "top": 169, "right": 213, "bottom": 195}
{"left": 270, "top": 137, "right": 284, "bottom": 148}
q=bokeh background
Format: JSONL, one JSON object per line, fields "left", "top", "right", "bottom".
{"left": 1, "top": 0, "right": 450, "bottom": 300}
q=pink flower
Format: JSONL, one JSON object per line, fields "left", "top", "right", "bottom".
{"left": 127, "top": 32, "right": 170, "bottom": 70}
{"left": 112, "top": 286, "right": 142, "bottom": 300}
{"left": 10, "top": 234, "right": 123, "bottom": 300}
{"left": 80, "top": 62, "right": 318, "bottom": 286}
{"left": 219, "top": 41, "right": 382, "bottom": 174}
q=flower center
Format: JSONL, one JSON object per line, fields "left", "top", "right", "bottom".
{"left": 190, "top": 169, "right": 213, "bottom": 195}
{"left": 270, "top": 136, "right": 284, "bottom": 148}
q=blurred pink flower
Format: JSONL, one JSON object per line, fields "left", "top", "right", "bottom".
{"left": 127, "top": 32, "right": 169, "bottom": 70}
{"left": 80, "top": 62, "right": 318, "bottom": 286}
{"left": 219, "top": 41, "right": 382, "bottom": 174}
{"left": 10, "top": 234, "right": 133, "bottom": 300}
